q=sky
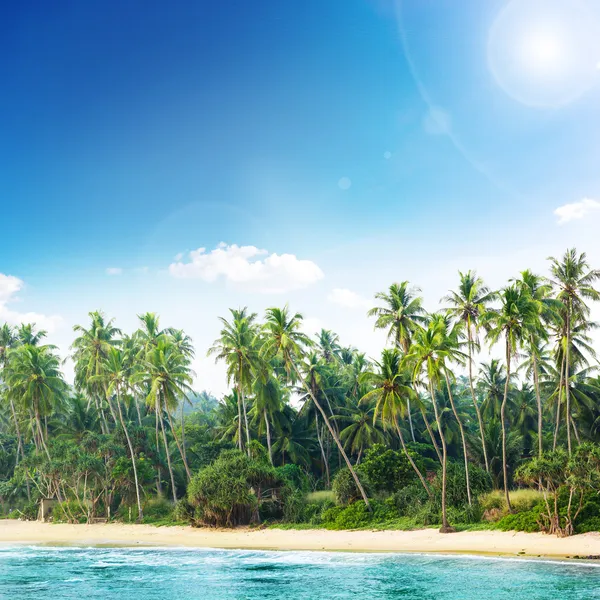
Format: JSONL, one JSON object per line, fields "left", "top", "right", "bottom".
{"left": 2, "top": 0, "right": 600, "bottom": 394}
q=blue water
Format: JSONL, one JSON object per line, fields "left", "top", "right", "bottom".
{"left": 0, "top": 546, "right": 598, "bottom": 599}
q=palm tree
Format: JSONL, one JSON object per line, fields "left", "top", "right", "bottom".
{"left": 16, "top": 323, "right": 47, "bottom": 346}
{"left": 6, "top": 344, "right": 67, "bottom": 458}
{"left": 485, "top": 284, "right": 539, "bottom": 511}
{"left": 0, "top": 324, "right": 25, "bottom": 463}
{"left": 141, "top": 337, "right": 194, "bottom": 500}
{"left": 548, "top": 249, "right": 600, "bottom": 455}
{"left": 317, "top": 329, "right": 342, "bottom": 363}
{"left": 338, "top": 404, "right": 385, "bottom": 463}
{"left": 251, "top": 370, "right": 284, "bottom": 465}
{"left": 261, "top": 306, "right": 371, "bottom": 508}
{"left": 359, "top": 348, "right": 431, "bottom": 496}
{"left": 405, "top": 318, "right": 459, "bottom": 531}
{"left": 97, "top": 347, "right": 143, "bottom": 521}
{"left": 477, "top": 360, "right": 511, "bottom": 421}
{"left": 208, "top": 308, "right": 260, "bottom": 455}
{"left": 71, "top": 311, "right": 121, "bottom": 433}
{"left": 369, "top": 281, "right": 427, "bottom": 441}
{"left": 443, "top": 270, "right": 495, "bottom": 472}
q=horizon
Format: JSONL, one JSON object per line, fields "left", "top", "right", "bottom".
{"left": 2, "top": 0, "right": 600, "bottom": 395}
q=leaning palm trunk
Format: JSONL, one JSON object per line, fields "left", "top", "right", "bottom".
{"left": 315, "top": 414, "right": 330, "bottom": 487}
{"left": 166, "top": 409, "right": 191, "bottom": 480}
{"left": 428, "top": 382, "right": 451, "bottom": 532}
{"left": 293, "top": 363, "right": 370, "bottom": 509}
{"left": 158, "top": 405, "right": 178, "bottom": 503}
{"left": 444, "top": 371, "right": 472, "bottom": 506}
{"left": 420, "top": 406, "right": 443, "bottom": 465}
{"left": 394, "top": 418, "right": 432, "bottom": 498}
{"left": 406, "top": 398, "right": 416, "bottom": 442}
{"left": 467, "top": 330, "right": 489, "bottom": 472}
{"left": 115, "top": 388, "right": 143, "bottom": 522}
{"left": 9, "top": 399, "right": 24, "bottom": 464}
{"left": 154, "top": 406, "right": 162, "bottom": 496}
{"left": 501, "top": 341, "right": 512, "bottom": 512}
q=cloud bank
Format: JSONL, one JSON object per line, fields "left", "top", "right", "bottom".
{"left": 554, "top": 198, "right": 600, "bottom": 224}
{"left": 327, "top": 288, "right": 371, "bottom": 309}
{"left": 169, "top": 243, "right": 324, "bottom": 293}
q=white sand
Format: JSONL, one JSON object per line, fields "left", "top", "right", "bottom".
{"left": 2, "top": 520, "right": 600, "bottom": 558}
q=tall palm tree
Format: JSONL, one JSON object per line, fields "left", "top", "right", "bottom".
{"left": 0, "top": 324, "right": 25, "bottom": 463}
{"left": 548, "top": 249, "right": 600, "bottom": 455}
{"left": 6, "top": 344, "right": 67, "bottom": 458}
{"left": 251, "top": 370, "right": 284, "bottom": 465}
{"left": 405, "top": 318, "right": 460, "bottom": 531}
{"left": 261, "top": 306, "right": 371, "bottom": 508}
{"left": 141, "top": 337, "right": 194, "bottom": 500}
{"left": 369, "top": 281, "right": 427, "bottom": 441}
{"left": 513, "top": 269, "right": 562, "bottom": 458}
{"left": 16, "top": 323, "right": 47, "bottom": 346}
{"left": 317, "top": 329, "right": 342, "bottom": 363}
{"left": 485, "top": 284, "right": 539, "bottom": 511}
{"left": 443, "top": 270, "right": 495, "bottom": 472}
{"left": 97, "top": 347, "right": 143, "bottom": 521}
{"left": 71, "top": 311, "right": 121, "bottom": 433}
{"left": 359, "top": 348, "right": 431, "bottom": 496}
{"left": 208, "top": 308, "right": 260, "bottom": 455}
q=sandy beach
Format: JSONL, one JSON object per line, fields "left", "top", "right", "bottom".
{"left": 2, "top": 520, "right": 600, "bottom": 558}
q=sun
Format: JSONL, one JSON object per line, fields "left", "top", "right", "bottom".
{"left": 488, "top": 0, "right": 600, "bottom": 108}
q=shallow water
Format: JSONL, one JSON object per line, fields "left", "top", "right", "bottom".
{"left": 0, "top": 546, "right": 599, "bottom": 599}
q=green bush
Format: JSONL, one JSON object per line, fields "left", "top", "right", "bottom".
{"left": 359, "top": 444, "right": 417, "bottom": 494}
{"left": 496, "top": 503, "right": 544, "bottom": 533}
{"left": 332, "top": 468, "right": 368, "bottom": 505}
{"left": 142, "top": 498, "right": 174, "bottom": 524}
{"left": 276, "top": 464, "right": 310, "bottom": 493}
{"left": 321, "top": 500, "right": 397, "bottom": 530}
{"left": 53, "top": 500, "right": 88, "bottom": 523}
{"left": 188, "top": 450, "right": 290, "bottom": 527}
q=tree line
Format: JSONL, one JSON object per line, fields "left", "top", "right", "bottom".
{"left": 1, "top": 248, "right": 600, "bottom": 535}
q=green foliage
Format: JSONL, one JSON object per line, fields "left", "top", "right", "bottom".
{"left": 359, "top": 444, "right": 416, "bottom": 494}
{"left": 188, "top": 450, "right": 289, "bottom": 527}
{"left": 496, "top": 503, "right": 545, "bottom": 533}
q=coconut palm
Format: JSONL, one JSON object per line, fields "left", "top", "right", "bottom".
{"left": 443, "top": 270, "right": 495, "bottom": 472}
{"left": 71, "top": 311, "right": 121, "bottom": 433}
{"left": 261, "top": 305, "right": 371, "bottom": 508}
{"left": 97, "top": 347, "right": 143, "bottom": 521}
{"left": 208, "top": 308, "right": 260, "bottom": 455}
{"left": 6, "top": 344, "right": 67, "bottom": 457}
{"left": 369, "top": 281, "right": 427, "bottom": 441}
{"left": 140, "top": 337, "right": 194, "bottom": 500}
{"left": 359, "top": 348, "right": 431, "bottom": 496}
{"left": 548, "top": 249, "right": 600, "bottom": 454}
{"left": 485, "top": 284, "right": 539, "bottom": 511}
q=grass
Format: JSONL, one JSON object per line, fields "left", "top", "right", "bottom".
{"left": 480, "top": 489, "right": 543, "bottom": 514}
{"left": 306, "top": 491, "right": 335, "bottom": 503}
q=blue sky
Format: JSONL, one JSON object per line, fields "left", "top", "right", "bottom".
{"left": 2, "top": 0, "right": 600, "bottom": 392}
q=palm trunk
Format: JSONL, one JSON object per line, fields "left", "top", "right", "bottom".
{"left": 166, "top": 410, "right": 191, "bottom": 480}
{"left": 315, "top": 414, "right": 330, "bottom": 487}
{"left": 428, "top": 381, "right": 451, "bottom": 532}
{"left": 501, "top": 340, "right": 512, "bottom": 512}
{"left": 565, "top": 310, "right": 572, "bottom": 455}
{"left": 236, "top": 383, "right": 243, "bottom": 452}
{"left": 135, "top": 396, "right": 143, "bottom": 427}
{"left": 420, "top": 406, "right": 443, "bottom": 465}
{"left": 532, "top": 350, "right": 543, "bottom": 457}
{"left": 406, "top": 397, "right": 416, "bottom": 442}
{"left": 158, "top": 403, "right": 178, "bottom": 503}
{"left": 553, "top": 351, "right": 566, "bottom": 450}
{"left": 444, "top": 371, "right": 472, "bottom": 506}
{"left": 154, "top": 401, "right": 163, "bottom": 496}
{"left": 395, "top": 419, "right": 432, "bottom": 498}
{"left": 116, "top": 386, "right": 143, "bottom": 522}
{"left": 264, "top": 409, "right": 273, "bottom": 465}
{"left": 9, "top": 399, "right": 24, "bottom": 464}
{"left": 180, "top": 401, "right": 188, "bottom": 472}
{"left": 293, "top": 363, "right": 370, "bottom": 509}
{"left": 467, "top": 328, "right": 489, "bottom": 472}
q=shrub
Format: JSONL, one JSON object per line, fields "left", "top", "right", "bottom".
{"left": 142, "top": 498, "right": 174, "bottom": 524}
{"left": 359, "top": 444, "right": 416, "bottom": 494}
{"left": 332, "top": 468, "right": 368, "bottom": 505}
{"left": 496, "top": 503, "right": 545, "bottom": 533}
{"left": 53, "top": 500, "right": 88, "bottom": 524}
{"left": 276, "top": 464, "right": 310, "bottom": 493}
{"left": 188, "top": 450, "right": 290, "bottom": 527}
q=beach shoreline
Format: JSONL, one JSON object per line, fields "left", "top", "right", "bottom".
{"left": 2, "top": 520, "right": 600, "bottom": 559}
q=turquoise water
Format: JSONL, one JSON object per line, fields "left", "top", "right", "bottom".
{"left": 0, "top": 546, "right": 599, "bottom": 599}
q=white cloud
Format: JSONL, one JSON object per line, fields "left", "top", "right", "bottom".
{"left": 327, "top": 288, "right": 371, "bottom": 310}
{"left": 106, "top": 267, "right": 123, "bottom": 275}
{"left": 554, "top": 197, "right": 600, "bottom": 224}
{"left": 0, "top": 274, "right": 62, "bottom": 332}
{"left": 169, "top": 243, "right": 324, "bottom": 293}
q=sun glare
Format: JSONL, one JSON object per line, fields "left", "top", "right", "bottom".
{"left": 488, "top": 0, "right": 600, "bottom": 107}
